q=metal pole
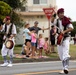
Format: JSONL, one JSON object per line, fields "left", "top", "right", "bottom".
{"left": 48, "top": 19, "right": 51, "bottom": 52}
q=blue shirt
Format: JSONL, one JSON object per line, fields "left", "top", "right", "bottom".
{"left": 23, "top": 28, "right": 31, "bottom": 40}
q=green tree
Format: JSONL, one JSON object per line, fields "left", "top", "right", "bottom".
{"left": 0, "top": 0, "right": 27, "bottom": 32}
{"left": 0, "top": 1, "right": 11, "bottom": 21}
{"left": 10, "top": 11, "right": 24, "bottom": 32}
{"left": 0, "top": 0, "right": 27, "bottom": 9}
{"left": 71, "top": 21, "right": 76, "bottom": 36}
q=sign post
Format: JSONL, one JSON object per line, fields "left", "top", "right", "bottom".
{"left": 43, "top": 8, "right": 55, "bottom": 52}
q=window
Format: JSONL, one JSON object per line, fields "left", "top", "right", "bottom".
{"left": 33, "top": 0, "right": 39, "bottom": 4}
{"left": 40, "top": 0, "right": 47, "bottom": 4}
{"left": 33, "top": 0, "right": 47, "bottom": 4}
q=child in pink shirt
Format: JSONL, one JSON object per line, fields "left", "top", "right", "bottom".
{"left": 38, "top": 34, "right": 44, "bottom": 58}
{"left": 44, "top": 37, "right": 49, "bottom": 55}
{"left": 31, "top": 29, "right": 37, "bottom": 58}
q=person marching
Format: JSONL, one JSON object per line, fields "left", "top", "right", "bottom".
{"left": 51, "top": 8, "right": 73, "bottom": 74}
{"left": 1, "top": 16, "right": 17, "bottom": 67}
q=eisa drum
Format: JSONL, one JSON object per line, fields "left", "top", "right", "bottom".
{"left": 5, "top": 40, "right": 14, "bottom": 49}
{"left": 57, "top": 33, "right": 64, "bottom": 45}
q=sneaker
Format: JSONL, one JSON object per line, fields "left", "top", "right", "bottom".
{"left": 25, "top": 55, "right": 29, "bottom": 59}
{"left": 1, "top": 63, "right": 8, "bottom": 67}
{"left": 64, "top": 68, "right": 69, "bottom": 74}
{"left": 7, "top": 63, "right": 13, "bottom": 67}
{"left": 59, "top": 70, "right": 64, "bottom": 74}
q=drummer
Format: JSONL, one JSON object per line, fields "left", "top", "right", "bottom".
{"left": 51, "top": 8, "right": 73, "bottom": 74}
{"left": 1, "top": 16, "right": 17, "bottom": 67}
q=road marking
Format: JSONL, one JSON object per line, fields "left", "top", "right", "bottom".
{"left": 13, "top": 61, "right": 61, "bottom": 66}
{"left": 14, "top": 68, "right": 76, "bottom": 75}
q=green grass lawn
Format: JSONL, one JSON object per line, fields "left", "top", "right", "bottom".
{"left": 0, "top": 44, "right": 76, "bottom": 60}
{"left": 14, "top": 46, "right": 22, "bottom": 54}
{"left": 70, "top": 45, "right": 76, "bottom": 58}
{"left": 47, "top": 44, "right": 76, "bottom": 59}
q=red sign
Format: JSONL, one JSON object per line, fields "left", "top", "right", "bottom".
{"left": 43, "top": 8, "right": 55, "bottom": 20}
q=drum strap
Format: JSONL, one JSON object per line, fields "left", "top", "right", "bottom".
{"left": 56, "top": 19, "right": 59, "bottom": 34}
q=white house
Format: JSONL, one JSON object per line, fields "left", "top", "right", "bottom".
{"left": 16, "top": 0, "right": 57, "bottom": 44}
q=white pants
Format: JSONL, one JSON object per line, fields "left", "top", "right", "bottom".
{"left": 1, "top": 38, "right": 15, "bottom": 57}
{"left": 57, "top": 37, "right": 70, "bottom": 61}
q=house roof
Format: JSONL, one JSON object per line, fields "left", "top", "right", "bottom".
{"left": 17, "top": 11, "right": 45, "bottom": 16}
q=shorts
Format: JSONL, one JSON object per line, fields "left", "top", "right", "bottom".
{"left": 31, "top": 42, "right": 36, "bottom": 46}
{"left": 25, "top": 39, "right": 31, "bottom": 45}
{"left": 39, "top": 47, "right": 43, "bottom": 49}
{"left": 35, "top": 41, "right": 37, "bottom": 48}
{"left": 50, "top": 39, "right": 55, "bottom": 45}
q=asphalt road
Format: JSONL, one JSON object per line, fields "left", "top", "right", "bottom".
{"left": 0, "top": 61, "right": 76, "bottom": 75}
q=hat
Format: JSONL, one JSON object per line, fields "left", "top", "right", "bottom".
{"left": 57, "top": 8, "right": 64, "bottom": 14}
{"left": 34, "top": 21, "right": 38, "bottom": 24}
{"left": 6, "top": 16, "right": 10, "bottom": 21}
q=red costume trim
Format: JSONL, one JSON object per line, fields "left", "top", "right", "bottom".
{"left": 62, "top": 16, "right": 71, "bottom": 26}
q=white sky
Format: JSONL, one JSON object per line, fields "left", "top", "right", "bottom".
{"left": 56, "top": 0, "right": 76, "bottom": 21}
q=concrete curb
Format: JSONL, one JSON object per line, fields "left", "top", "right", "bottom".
{"left": 0, "top": 57, "right": 75, "bottom": 64}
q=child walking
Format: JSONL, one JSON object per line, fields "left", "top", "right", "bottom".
{"left": 38, "top": 34, "right": 44, "bottom": 58}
